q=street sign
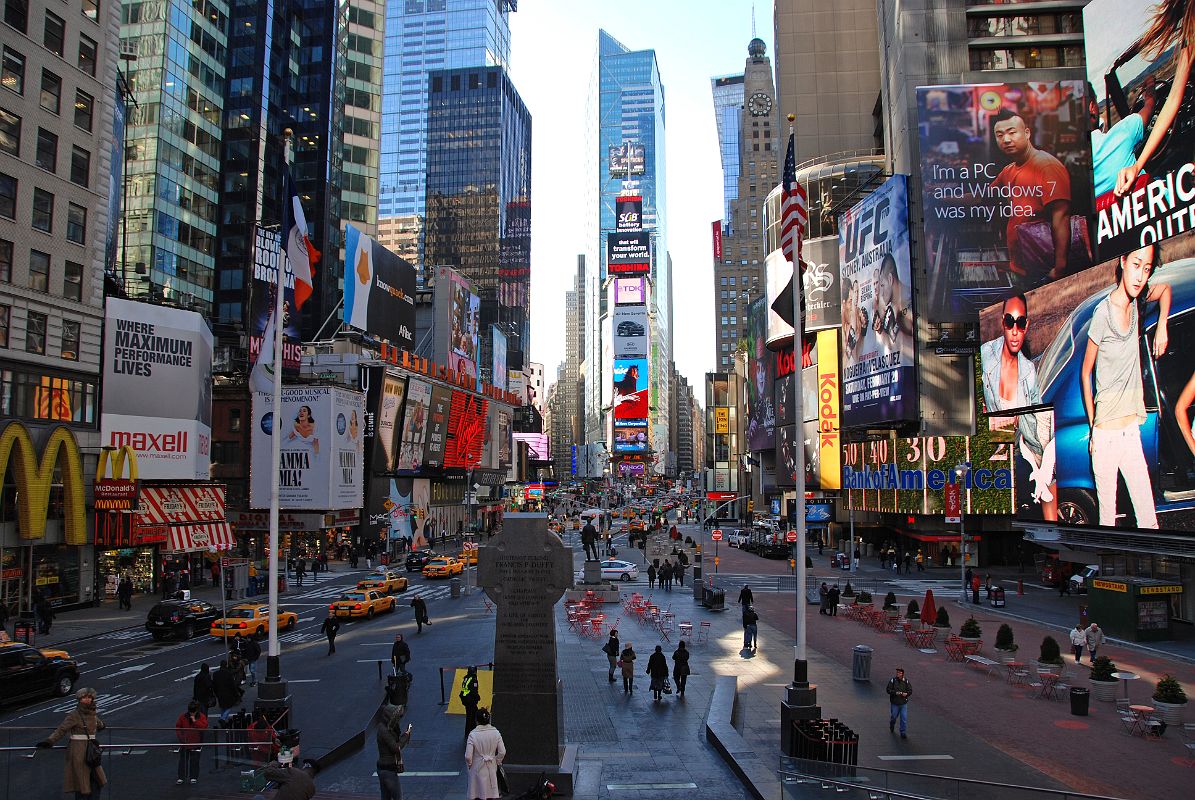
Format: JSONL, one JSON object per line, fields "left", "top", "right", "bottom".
{"left": 786, "top": 530, "right": 798, "bottom": 543}
{"left": 711, "top": 529, "right": 723, "bottom": 541}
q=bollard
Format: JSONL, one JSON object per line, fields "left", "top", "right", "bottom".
{"left": 1017, "top": 578, "right": 1024, "bottom": 596}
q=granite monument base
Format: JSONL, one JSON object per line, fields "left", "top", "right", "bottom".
{"left": 502, "top": 743, "right": 578, "bottom": 797}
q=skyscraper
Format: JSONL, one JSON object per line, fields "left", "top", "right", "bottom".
{"left": 423, "top": 64, "right": 531, "bottom": 373}
{"left": 710, "top": 74, "right": 744, "bottom": 231}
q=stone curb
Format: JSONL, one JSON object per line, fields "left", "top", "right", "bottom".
{"left": 704, "top": 674, "right": 781, "bottom": 800}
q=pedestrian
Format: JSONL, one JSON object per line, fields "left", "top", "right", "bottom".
{"left": 738, "top": 584, "right": 753, "bottom": 607}
{"left": 391, "top": 633, "right": 411, "bottom": 674}
{"left": 1068, "top": 624, "right": 1086, "bottom": 662}
{"left": 210, "top": 561, "right": 220, "bottom": 586}
{"left": 971, "top": 574, "right": 981, "bottom": 605}
{"left": 671, "top": 641, "right": 690, "bottom": 699}
{"left": 460, "top": 666, "right": 481, "bottom": 737}
{"left": 178, "top": 569, "right": 190, "bottom": 591}
{"left": 915, "top": 550, "right": 924, "bottom": 572}
{"left": 411, "top": 596, "right": 431, "bottom": 633}
{"left": 886, "top": 667, "right": 912, "bottom": 739}
{"left": 376, "top": 703, "right": 412, "bottom": 800}
{"left": 240, "top": 634, "right": 261, "bottom": 686}
{"left": 827, "top": 583, "right": 840, "bottom": 616}
{"left": 742, "top": 604, "right": 759, "bottom": 651}
{"left": 646, "top": 644, "right": 669, "bottom": 702}
{"left": 212, "top": 659, "right": 243, "bottom": 722}
{"left": 619, "top": 642, "right": 637, "bottom": 693}
{"left": 464, "top": 707, "right": 505, "bottom": 800}
{"left": 817, "top": 535, "right": 824, "bottom": 555}
{"left": 602, "top": 629, "right": 620, "bottom": 684}
{"left": 174, "top": 699, "right": 208, "bottom": 785}
{"left": 1058, "top": 575, "right": 1072, "bottom": 596}
{"left": 117, "top": 575, "right": 133, "bottom": 611}
{"left": 247, "top": 709, "right": 277, "bottom": 766}
{"left": 904, "top": 551, "right": 913, "bottom": 574}
{"left": 1085, "top": 623, "right": 1105, "bottom": 663}
{"left": 262, "top": 747, "right": 316, "bottom": 800}
{"left": 295, "top": 558, "right": 306, "bottom": 586}
{"left": 964, "top": 566, "right": 973, "bottom": 590}
{"left": 853, "top": 546, "right": 862, "bottom": 570}
{"left": 36, "top": 595, "right": 54, "bottom": 634}
{"left": 36, "top": 687, "right": 106, "bottom": 799}
{"left": 675, "top": 561, "right": 685, "bottom": 586}
{"left": 320, "top": 612, "right": 340, "bottom": 655}
{"left": 647, "top": 564, "right": 657, "bottom": 590}
{"left": 193, "top": 662, "right": 216, "bottom": 712}
{"left": 660, "top": 561, "right": 672, "bottom": 592}
{"left": 819, "top": 582, "right": 830, "bottom": 615}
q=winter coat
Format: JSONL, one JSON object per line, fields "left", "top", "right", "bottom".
{"left": 602, "top": 635, "right": 620, "bottom": 660}
{"left": 1069, "top": 628, "right": 1086, "bottom": 647}
{"left": 44, "top": 704, "right": 106, "bottom": 794}
{"left": 464, "top": 723, "right": 506, "bottom": 799}
{"left": 619, "top": 647, "right": 636, "bottom": 677}
{"left": 647, "top": 566, "right": 657, "bottom": 582}
{"left": 193, "top": 668, "right": 216, "bottom": 709}
{"left": 391, "top": 640, "right": 411, "bottom": 668}
{"left": 320, "top": 617, "right": 340, "bottom": 637}
{"left": 1085, "top": 626, "right": 1105, "bottom": 649}
{"left": 175, "top": 711, "right": 208, "bottom": 746}
{"left": 886, "top": 676, "right": 913, "bottom": 706}
{"left": 376, "top": 704, "right": 411, "bottom": 773}
{"left": 672, "top": 646, "right": 690, "bottom": 679}
{"left": 738, "top": 586, "right": 754, "bottom": 606}
{"left": 646, "top": 650, "right": 669, "bottom": 678}
{"left": 212, "top": 666, "right": 243, "bottom": 710}
{"left": 262, "top": 762, "right": 317, "bottom": 800}
{"left": 742, "top": 608, "right": 759, "bottom": 627}
{"left": 240, "top": 636, "right": 262, "bottom": 662}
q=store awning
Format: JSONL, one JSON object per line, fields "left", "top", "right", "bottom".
{"left": 166, "top": 522, "right": 235, "bottom": 553}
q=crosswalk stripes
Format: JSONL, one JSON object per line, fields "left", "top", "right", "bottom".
{"left": 291, "top": 584, "right": 454, "bottom": 602}
{"left": 278, "top": 631, "right": 324, "bottom": 644}
{"left": 94, "top": 629, "right": 147, "bottom": 641}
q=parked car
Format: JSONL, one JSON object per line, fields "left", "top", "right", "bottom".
{"left": 725, "top": 529, "right": 749, "bottom": 548}
{"left": 0, "top": 642, "right": 78, "bottom": 705}
{"left": 145, "top": 599, "right": 221, "bottom": 640}
{"left": 1069, "top": 565, "right": 1101, "bottom": 594}
{"left": 599, "top": 559, "right": 640, "bottom": 582}
{"left": 405, "top": 550, "right": 437, "bottom": 572}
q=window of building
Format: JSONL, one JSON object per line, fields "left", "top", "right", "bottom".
{"left": 73, "top": 89, "right": 92, "bottom": 130}
{"left": 81, "top": 0, "right": 98, "bottom": 23}
{"left": 35, "top": 127, "right": 57, "bottom": 171}
{"left": 2, "top": 48, "right": 24, "bottom": 94}
{"left": 31, "top": 188, "right": 52, "bottom": 231}
{"left": 60, "top": 319, "right": 79, "bottom": 360}
{"left": 24, "top": 310, "right": 46, "bottom": 354}
{"left": 729, "top": 276, "right": 736, "bottom": 285}
{"left": 28, "top": 249, "right": 48, "bottom": 290}
{"left": 721, "top": 316, "right": 728, "bottom": 326}
{"left": 730, "top": 316, "right": 737, "bottom": 326}
{"left": 0, "top": 368, "right": 97, "bottom": 422}
{"left": 77, "top": 34, "right": 96, "bottom": 76}
{"left": 970, "top": 45, "right": 1084, "bottom": 71}
{"left": 63, "top": 260, "right": 81, "bottom": 300}
{"left": 43, "top": 11, "right": 64, "bottom": 56}
{"left": 0, "top": 172, "right": 13, "bottom": 218}
{"left": 69, "top": 146, "right": 88, "bottom": 186}
{"left": 0, "top": 238, "right": 10, "bottom": 282}
{"left": 0, "top": 305, "right": 8, "bottom": 348}
{"left": 0, "top": 108, "right": 18, "bottom": 155}
{"left": 4, "top": 0, "right": 27, "bottom": 33}
{"left": 66, "top": 203, "right": 84, "bottom": 244}
{"left": 229, "top": 407, "right": 242, "bottom": 432}
{"left": 39, "top": 69, "right": 59, "bottom": 113}
{"left": 719, "top": 276, "right": 727, "bottom": 285}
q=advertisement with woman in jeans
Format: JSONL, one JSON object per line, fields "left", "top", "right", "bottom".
{"left": 1080, "top": 242, "right": 1171, "bottom": 529}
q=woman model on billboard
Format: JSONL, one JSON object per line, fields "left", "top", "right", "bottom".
{"left": 287, "top": 405, "right": 320, "bottom": 455}
{"left": 1114, "top": 0, "right": 1195, "bottom": 197}
{"left": 1080, "top": 242, "right": 1171, "bottom": 529}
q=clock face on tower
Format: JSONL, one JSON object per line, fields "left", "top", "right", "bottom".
{"left": 748, "top": 92, "right": 772, "bottom": 117}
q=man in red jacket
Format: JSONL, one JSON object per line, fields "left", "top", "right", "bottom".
{"left": 175, "top": 700, "right": 209, "bottom": 785}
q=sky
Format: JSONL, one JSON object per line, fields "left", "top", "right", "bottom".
{"left": 508, "top": 0, "right": 775, "bottom": 391}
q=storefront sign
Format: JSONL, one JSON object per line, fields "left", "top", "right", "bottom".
{"left": 0, "top": 421, "right": 87, "bottom": 543}
{"left": 1091, "top": 579, "right": 1128, "bottom": 593}
{"left": 322, "top": 509, "right": 361, "bottom": 527}
{"left": 1140, "top": 585, "right": 1182, "bottom": 596}
{"left": 94, "top": 480, "right": 138, "bottom": 511}
{"left": 430, "top": 479, "right": 466, "bottom": 506}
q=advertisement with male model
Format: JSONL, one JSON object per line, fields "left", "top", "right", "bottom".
{"left": 916, "top": 82, "right": 1094, "bottom": 320}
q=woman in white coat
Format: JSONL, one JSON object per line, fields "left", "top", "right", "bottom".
{"left": 464, "top": 707, "right": 506, "bottom": 800}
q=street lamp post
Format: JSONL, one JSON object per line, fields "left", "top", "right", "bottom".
{"left": 955, "top": 463, "right": 968, "bottom": 603}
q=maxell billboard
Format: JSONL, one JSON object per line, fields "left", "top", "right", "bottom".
{"left": 607, "top": 231, "right": 651, "bottom": 275}
{"left": 101, "top": 298, "right": 213, "bottom": 480}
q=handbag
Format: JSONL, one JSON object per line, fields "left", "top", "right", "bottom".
{"left": 84, "top": 736, "right": 102, "bottom": 769}
{"left": 496, "top": 764, "right": 509, "bottom": 795}
{"left": 662, "top": 678, "right": 673, "bottom": 695}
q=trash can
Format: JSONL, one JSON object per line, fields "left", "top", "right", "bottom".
{"left": 989, "top": 586, "right": 1006, "bottom": 608}
{"left": 852, "top": 645, "right": 873, "bottom": 682}
{"left": 13, "top": 618, "right": 34, "bottom": 644}
{"left": 1070, "top": 686, "right": 1089, "bottom": 716}
{"left": 450, "top": 577, "right": 462, "bottom": 599}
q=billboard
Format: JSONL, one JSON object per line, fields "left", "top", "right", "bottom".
{"left": 613, "top": 358, "right": 649, "bottom": 420}
{"left": 765, "top": 248, "right": 796, "bottom": 349}
{"left": 616, "top": 195, "right": 643, "bottom": 231}
{"left": 435, "top": 267, "right": 480, "bottom": 381}
{"left": 916, "top": 81, "right": 1094, "bottom": 321}
{"left": 423, "top": 385, "right": 453, "bottom": 469}
{"left": 613, "top": 424, "right": 649, "bottom": 453}
{"left": 776, "top": 421, "right": 819, "bottom": 489}
{"left": 101, "top": 298, "right": 213, "bottom": 480}
{"left": 839, "top": 174, "right": 917, "bottom": 427}
{"left": 803, "top": 236, "right": 842, "bottom": 331}
{"left": 615, "top": 277, "right": 647, "bottom": 305}
{"left": 492, "top": 327, "right": 508, "bottom": 391}
{"left": 372, "top": 373, "right": 406, "bottom": 473}
{"left": 607, "top": 231, "right": 652, "bottom": 275}
{"left": 714, "top": 407, "right": 730, "bottom": 435}
{"left": 613, "top": 306, "right": 649, "bottom": 359}
{"left": 1085, "top": 0, "right": 1195, "bottom": 259}
{"left": 497, "top": 407, "right": 512, "bottom": 467}
{"left": 817, "top": 330, "right": 842, "bottom": 490}
{"left": 608, "top": 142, "right": 646, "bottom": 175}
{"left": 499, "top": 199, "right": 531, "bottom": 315}
{"left": 444, "top": 392, "right": 489, "bottom": 469}
{"left": 250, "top": 386, "right": 365, "bottom": 510}
{"left": 250, "top": 227, "right": 302, "bottom": 371}
{"left": 746, "top": 296, "right": 776, "bottom": 451}
{"left": 343, "top": 223, "right": 416, "bottom": 349}
{"left": 396, "top": 378, "right": 432, "bottom": 471}
{"left": 513, "top": 432, "right": 549, "bottom": 460}
{"left": 978, "top": 228, "right": 1195, "bottom": 532}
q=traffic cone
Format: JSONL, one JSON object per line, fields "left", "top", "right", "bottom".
{"left": 1017, "top": 578, "right": 1024, "bottom": 596}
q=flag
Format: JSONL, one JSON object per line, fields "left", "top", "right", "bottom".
{"left": 780, "top": 131, "right": 807, "bottom": 268}
{"left": 282, "top": 170, "right": 319, "bottom": 311}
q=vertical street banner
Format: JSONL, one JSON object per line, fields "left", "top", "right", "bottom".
{"left": 712, "top": 220, "right": 723, "bottom": 259}
{"left": 816, "top": 329, "right": 841, "bottom": 490}
{"left": 838, "top": 174, "right": 917, "bottom": 427}
{"left": 802, "top": 236, "right": 842, "bottom": 331}
{"left": 745, "top": 296, "right": 776, "bottom": 451}
{"left": 250, "top": 227, "right": 301, "bottom": 371}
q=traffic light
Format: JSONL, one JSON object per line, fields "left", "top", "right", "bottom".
{"left": 747, "top": 499, "right": 754, "bottom": 514}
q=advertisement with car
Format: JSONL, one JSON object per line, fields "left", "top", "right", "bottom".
{"left": 613, "top": 306, "right": 649, "bottom": 359}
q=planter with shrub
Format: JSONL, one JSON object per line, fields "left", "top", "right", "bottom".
{"left": 883, "top": 591, "right": 898, "bottom": 610}
{"left": 959, "top": 617, "right": 982, "bottom": 642}
{"left": 994, "top": 623, "right": 1018, "bottom": 662}
{"left": 905, "top": 599, "right": 920, "bottom": 621}
{"left": 842, "top": 582, "right": 856, "bottom": 598}
{"left": 855, "top": 590, "right": 873, "bottom": 606}
{"left": 1089, "top": 655, "right": 1119, "bottom": 703}
{"left": 934, "top": 606, "right": 951, "bottom": 640}
{"left": 1152, "top": 674, "right": 1187, "bottom": 724}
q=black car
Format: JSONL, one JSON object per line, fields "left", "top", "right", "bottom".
{"left": 616, "top": 320, "right": 645, "bottom": 337}
{"left": 405, "top": 549, "right": 438, "bottom": 572}
{"left": 0, "top": 642, "right": 79, "bottom": 705}
{"left": 145, "top": 599, "right": 220, "bottom": 640}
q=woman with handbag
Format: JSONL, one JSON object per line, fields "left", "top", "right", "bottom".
{"left": 671, "top": 641, "right": 691, "bottom": 699}
{"left": 647, "top": 645, "right": 669, "bottom": 702}
{"left": 464, "top": 707, "right": 506, "bottom": 800}
{"left": 36, "top": 686, "right": 106, "bottom": 799}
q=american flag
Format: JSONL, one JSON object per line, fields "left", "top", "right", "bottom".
{"left": 780, "top": 131, "right": 807, "bottom": 267}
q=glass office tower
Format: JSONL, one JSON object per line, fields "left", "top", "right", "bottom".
{"left": 711, "top": 74, "right": 744, "bottom": 233}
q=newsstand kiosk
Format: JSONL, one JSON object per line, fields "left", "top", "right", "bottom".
{"left": 1087, "top": 577, "right": 1182, "bottom": 643}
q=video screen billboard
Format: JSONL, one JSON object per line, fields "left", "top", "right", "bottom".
{"left": 1085, "top": 0, "right": 1195, "bottom": 260}
{"left": 615, "top": 277, "right": 647, "bottom": 305}
{"left": 613, "top": 358, "right": 649, "bottom": 420}
{"left": 250, "top": 227, "right": 301, "bottom": 371}
{"left": 746, "top": 296, "right": 776, "bottom": 451}
{"left": 609, "top": 143, "right": 646, "bottom": 175}
{"left": 613, "top": 424, "right": 649, "bottom": 453}
{"left": 435, "top": 267, "right": 480, "bottom": 381}
{"left": 497, "top": 407, "right": 512, "bottom": 467}
{"left": 776, "top": 422, "right": 818, "bottom": 489}
{"left": 613, "top": 306, "right": 649, "bottom": 359}
{"left": 803, "top": 236, "right": 842, "bottom": 331}
{"left": 492, "top": 327, "right": 508, "bottom": 391}
{"left": 916, "top": 81, "right": 1094, "bottom": 320}
{"left": 343, "top": 224, "right": 417, "bottom": 349}
{"left": 817, "top": 330, "right": 842, "bottom": 491}
{"left": 396, "top": 379, "right": 432, "bottom": 471}
{"left": 978, "top": 229, "right": 1195, "bottom": 532}
{"left": 513, "top": 432, "right": 549, "bottom": 460}
{"left": 444, "top": 392, "right": 488, "bottom": 469}
{"left": 616, "top": 195, "right": 643, "bottom": 230}
{"left": 839, "top": 174, "right": 917, "bottom": 427}
{"left": 607, "top": 231, "right": 651, "bottom": 275}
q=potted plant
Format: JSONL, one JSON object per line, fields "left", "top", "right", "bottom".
{"left": 993, "top": 623, "right": 1018, "bottom": 662}
{"left": 855, "top": 590, "right": 873, "bottom": 606}
{"left": 1037, "top": 635, "right": 1065, "bottom": 672}
{"left": 959, "top": 617, "right": 982, "bottom": 642}
{"left": 842, "top": 582, "right": 856, "bottom": 598}
{"left": 883, "top": 591, "right": 898, "bottom": 610}
{"left": 905, "top": 599, "right": 920, "bottom": 620}
{"left": 934, "top": 606, "right": 951, "bottom": 641}
{"left": 1152, "top": 674, "right": 1188, "bottom": 725}
{"left": 1089, "top": 655, "right": 1119, "bottom": 703}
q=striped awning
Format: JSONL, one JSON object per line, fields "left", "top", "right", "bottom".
{"left": 166, "top": 521, "right": 235, "bottom": 553}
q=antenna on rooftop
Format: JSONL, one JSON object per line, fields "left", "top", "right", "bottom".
{"left": 751, "top": 4, "right": 756, "bottom": 38}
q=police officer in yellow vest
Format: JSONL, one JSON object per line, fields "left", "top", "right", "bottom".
{"left": 460, "top": 666, "right": 481, "bottom": 737}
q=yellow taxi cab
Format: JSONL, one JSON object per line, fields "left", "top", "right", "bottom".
{"left": 356, "top": 571, "right": 409, "bottom": 594}
{"left": 329, "top": 589, "right": 396, "bottom": 620}
{"left": 629, "top": 519, "right": 647, "bottom": 533}
{"left": 422, "top": 556, "right": 464, "bottom": 578}
{"left": 210, "top": 604, "right": 298, "bottom": 639}
{"left": 456, "top": 548, "right": 478, "bottom": 566}
{"left": 0, "top": 639, "right": 71, "bottom": 661}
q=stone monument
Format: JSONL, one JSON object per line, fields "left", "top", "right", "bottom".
{"left": 477, "top": 513, "right": 577, "bottom": 794}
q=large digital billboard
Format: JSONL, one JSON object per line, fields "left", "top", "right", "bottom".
{"left": 607, "top": 231, "right": 651, "bottom": 275}
{"left": 612, "top": 357, "right": 649, "bottom": 421}
{"left": 435, "top": 267, "right": 480, "bottom": 381}
{"left": 978, "top": 229, "right": 1195, "bottom": 532}
{"left": 916, "top": 82, "right": 1095, "bottom": 320}
{"left": 613, "top": 424, "right": 649, "bottom": 453}
{"left": 613, "top": 306, "right": 649, "bottom": 359}
{"left": 615, "top": 277, "right": 646, "bottom": 305}
{"left": 746, "top": 296, "right": 776, "bottom": 451}
{"left": 1086, "top": 0, "right": 1195, "bottom": 259}
{"left": 817, "top": 330, "right": 842, "bottom": 491}
{"left": 343, "top": 224, "right": 416, "bottom": 349}
{"left": 839, "top": 174, "right": 917, "bottom": 427}
{"left": 608, "top": 143, "right": 646, "bottom": 175}
{"left": 491, "top": 327, "right": 508, "bottom": 392}
{"left": 616, "top": 195, "right": 643, "bottom": 230}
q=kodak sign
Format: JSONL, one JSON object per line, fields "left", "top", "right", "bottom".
{"left": 816, "top": 330, "right": 841, "bottom": 490}
{"left": 0, "top": 421, "right": 87, "bottom": 543}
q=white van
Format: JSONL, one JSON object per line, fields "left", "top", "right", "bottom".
{"left": 726, "top": 529, "right": 749, "bottom": 547}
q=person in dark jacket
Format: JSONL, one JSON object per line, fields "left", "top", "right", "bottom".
{"left": 239, "top": 635, "right": 262, "bottom": 687}
{"left": 376, "top": 703, "right": 412, "bottom": 800}
{"left": 742, "top": 605, "right": 759, "bottom": 650}
{"left": 35, "top": 596, "right": 54, "bottom": 634}
{"left": 390, "top": 633, "right": 411, "bottom": 674}
{"left": 886, "top": 667, "right": 913, "bottom": 738}
{"left": 602, "top": 629, "right": 620, "bottom": 683}
{"left": 738, "top": 584, "right": 754, "bottom": 607}
{"left": 646, "top": 564, "right": 657, "bottom": 590}
{"left": 411, "top": 596, "right": 431, "bottom": 633}
{"left": 671, "top": 641, "right": 691, "bottom": 699}
{"left": 619, "top": 643, "right": 637, "bottom": 694}
{"left": 175, "top": 700, "right": 208, "bottom": 784}
{"left": 212, "top": 660, "right": 243, "bottom": 722}
{"left": 660, "top": 561, "right": 672, "bottom": 592}
{"left": 819, "top": 582, "right": 830, "bottom": 615}
{"left": 674, "top": 561, "right": 685, "bottom": 586}
{"left": 646, "top": 645, "right": 669, "bottom": 701}
{"left": 827, "top": 584, "right": 841, "bottom": 616}
{"left": 192, "top": 662, "right": 216, "bottom": 711}
{"left": 262, "top": 747, "right": 316, "bottom": 800}
{"left": 581, "top": 521, "right": 600, "bottom": 561}
{"left": 320, "top": 612, "right": 340, "bottom": 655}
{"left": 117, "top": 576, "right": 133, "bottom": 611}
{"left": 459, "top": 666, "right": 481, "bottom": 736}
